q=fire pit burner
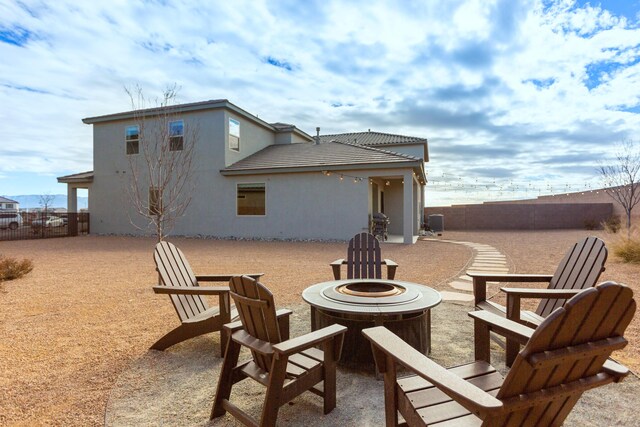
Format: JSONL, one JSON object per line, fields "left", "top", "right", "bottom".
{"left": 337, "top": 282, "right": 405, "bottom": 297}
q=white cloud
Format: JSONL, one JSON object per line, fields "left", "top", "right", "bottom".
{"left": 0, "top": 0, "right": 639, "bottom": 204}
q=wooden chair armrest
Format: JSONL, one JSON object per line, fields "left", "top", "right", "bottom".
{"left": 501, "top": 288, "right": 582, "bottom": 324}
{"left": 273, "top": 324, "right": 347, "bottom": 357}
{"left": 383, "top": 259, "right": 398, "bottom": 279}
{"left": 500, "top": 288, "right": 583, "bottom": 299}
{"left": 468, "top": 310, "right": 534, "bottom": 344}
{"left": 467, "top": 272, "right": 554, "bottom": 282}
{"left": 470, "top": 273, "right": 554, "bottom": 306}
{"left": 363, "top": 326, "right": 503, "bottom": 417}
{"left": 152, "top": 285, "right": 230, "bottom": 295}
{"left": 224, "top": 308, "right": 292, "bottom": 334}
{"left": 196, "top": 273, "right": 263, "bottom": 282}
{"left": 330, "top": 259, "right": 346, "bottom": 279}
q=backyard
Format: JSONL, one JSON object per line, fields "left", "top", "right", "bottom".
{"left": 1, "top": 230, "right": 639, "bottom": 425}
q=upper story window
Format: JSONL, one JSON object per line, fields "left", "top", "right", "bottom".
{"left": 5, "top": 203, "right": 14, "bottom": 209}
{"left": 126, "top": 125, "right": 139, "bottom": 155}
{"left": 169, "top": 120, "right": 184, "bottom": 151}
{"left": 229, "top": 118, "right": 240, "bottom": 152}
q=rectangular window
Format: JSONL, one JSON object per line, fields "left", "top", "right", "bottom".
{"left": 149, "top": 187, "right": 161, "bottom": 216}
{"left": 126, "top": 125, "right": 139, "bottom": 155}
{"left": 6, "top": 203, "right": 14, "bottom": 209}
{"left": 229, "top": 118, "right": 240, "bottom": 152}
{"left": 169, "top": 120, "right": 184, "bottom": 151}
{"left": 237, "top": 183, "right": 265, "bottom": 216}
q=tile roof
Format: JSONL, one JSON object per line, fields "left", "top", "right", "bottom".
{"left": 319, "top": 131, "right": 427, "bottom": 146}
{"left": 0, "top": 196, "right": 18, "bottom": 204}
{"left": 57, "top": 171, "right": 94, "bottom": 183}
{"left": 222, "top": 141, "right": 421, "bottom": 174}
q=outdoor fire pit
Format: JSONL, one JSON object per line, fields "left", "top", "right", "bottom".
{"left": 302, "top": 279, "right": 441, "bottom": 367}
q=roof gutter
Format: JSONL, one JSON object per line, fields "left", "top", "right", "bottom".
{"left": 82, "top": 100, "right": 278, "bottom": 133}
{"left": 221, "top": 160, "right": 426, "bottom": 182}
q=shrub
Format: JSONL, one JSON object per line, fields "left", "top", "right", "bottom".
{"left": 602, "top": 215, "right": 622, "bottom": 234}
{"left": 0, "top": 255, "right": 34, "bottom": 281}
{"left": 611, "top": 227, "right": 640, "bottom": 263}
{"left": 583, "top": 219, "right": 599, "bottom": 230}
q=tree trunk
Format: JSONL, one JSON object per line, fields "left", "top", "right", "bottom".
{"left": 627, "top": 210, "right": 632, "bottom": 239}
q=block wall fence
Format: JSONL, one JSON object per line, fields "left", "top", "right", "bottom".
{"left": 425, "top": 203, "right": 613, "bottom": 230}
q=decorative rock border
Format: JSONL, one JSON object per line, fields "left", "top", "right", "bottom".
{"left": 422, "top": 239, "right": 510, "bottom": 304}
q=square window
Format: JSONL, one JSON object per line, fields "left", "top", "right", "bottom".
{"left": 169, "top": 120, "right": 184, "bottom": 151}
{"left": 126, "top": 125, "right": 139, "bottom": 155}
{"left": 237, "top": 183, "right": 265, "bottom": 216}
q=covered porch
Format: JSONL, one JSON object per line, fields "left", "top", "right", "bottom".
{"left": 369, "top": 169, "right": 425, "bottom": 244}
{"left": 57, "top": 170, "right": 93, "bottom": 213}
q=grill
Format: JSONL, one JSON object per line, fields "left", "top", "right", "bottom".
{"left": 371, "top": 212, "right": 390, "bottom": 241}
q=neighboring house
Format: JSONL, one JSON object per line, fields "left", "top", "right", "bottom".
{"left": 0, "top": 196, "right": 19, "bottom": 211}
{"left": 58, "top": 100, "right": 428, "bottom": 243}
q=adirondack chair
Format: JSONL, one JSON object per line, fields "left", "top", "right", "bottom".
{"left": 211, "top": 275, "right": 347, "bottom": 427}
{"left": 331, "top": 232, "right": 398, "bottom": 280}
{"left": 468, "top": 235, "right": 606, "bottom": 365}
{"left": 151, "top": 241, "right": 263, "bottom": 356}
{"left": 364, "top": 281, "right": 635, "bottom": 427}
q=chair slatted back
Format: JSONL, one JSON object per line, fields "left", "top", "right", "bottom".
{"left": 229, "top": 276, "right": 282, "bottom": 372}
{"left": 537, "top": 236, "right": 607, "bottom": 317}
{"left": 154, "top": 241, "right": 208, "bottom": 322}
{"left": 347, "top": 232, "right": 383, "bottom": 279}
{"left": 485, "top": 282, "right": 635, "bottom": 426}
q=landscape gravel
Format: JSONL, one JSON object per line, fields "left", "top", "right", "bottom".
{"left": 1, "top": 230, "right": 638, "bottom": 426}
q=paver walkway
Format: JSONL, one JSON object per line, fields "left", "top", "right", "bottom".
{"left": 423, "top": 238, "right": 510, "bottom": 303}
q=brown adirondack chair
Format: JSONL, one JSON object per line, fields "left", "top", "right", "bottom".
{"left": 211, "top": 275, "right": 347, "bottom": 427}
{"left": 364, "top": 281, "right": 635, "bottom": 427}
{"left": 468, "top": 235, "right": 606, "bottom": 365}
{"left": 151, "top": 241, "right": 263, "bottom": 356}
{"left": 331, "top": 232, "right": 398, "bottom": 280}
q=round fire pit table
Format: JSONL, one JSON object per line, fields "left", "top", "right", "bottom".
{"left": 302, "top": 279, "right": 441, "bottom": 367}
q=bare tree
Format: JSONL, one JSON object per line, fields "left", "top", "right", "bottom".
{"left": 39, "top": 194, "right": 55, "bottom": 214}
{"left": 599, "top": 140, "right": 640, "bottom": 237}
{"left": 125, "top": 85, "right": 198, "bottom": 242}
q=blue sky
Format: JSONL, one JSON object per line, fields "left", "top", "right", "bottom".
{"left": 1, "top": 0, "right": 639, "bottom": 206}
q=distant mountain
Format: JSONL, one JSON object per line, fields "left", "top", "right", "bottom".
{"left": 3, "top": 195, "right": 88, "bottom": 210}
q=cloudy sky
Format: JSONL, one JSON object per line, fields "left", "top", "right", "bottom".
{"left": 1, "top": 0, "right": 639, "bottom": 206}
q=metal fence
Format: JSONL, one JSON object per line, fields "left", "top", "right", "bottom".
{"left": 0, "top": 212, "right": 90, "bottom": 241}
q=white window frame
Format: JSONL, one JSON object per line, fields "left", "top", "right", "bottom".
{"left": 236, "top": 182, "right": 266, "bottom": 217}
{"left": 125, "top": 125, "right": 140, "bottom": 155}
{"left": 229, "top": 118, "right": 240, "bottom": 152}
{"left": 169, "top": 120, "right": 184, "bottom": 151}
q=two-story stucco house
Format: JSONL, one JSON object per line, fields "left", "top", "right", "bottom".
{"left": 0, "top": 196, "right": 19, "bottom": 211}
{"left": 58, "top": 100, "right": 428, "bottom": 243}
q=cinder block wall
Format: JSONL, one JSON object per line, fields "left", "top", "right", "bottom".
{"left": 425, "top": 203, "right": 613, "bottom": 230}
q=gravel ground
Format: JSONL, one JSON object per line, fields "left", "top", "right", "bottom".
{"left": 1, "top": 231, "right": 638, "bottom": 426}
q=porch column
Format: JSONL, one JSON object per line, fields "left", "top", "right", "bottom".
{"left": 403, "top": 171, "right": 413, "bottom": 244}
{"left": 68, "top": 186, "right": 78, "bottom": 212}
{"left": 413, "top": 179, "right": 419, "bottom": 235}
